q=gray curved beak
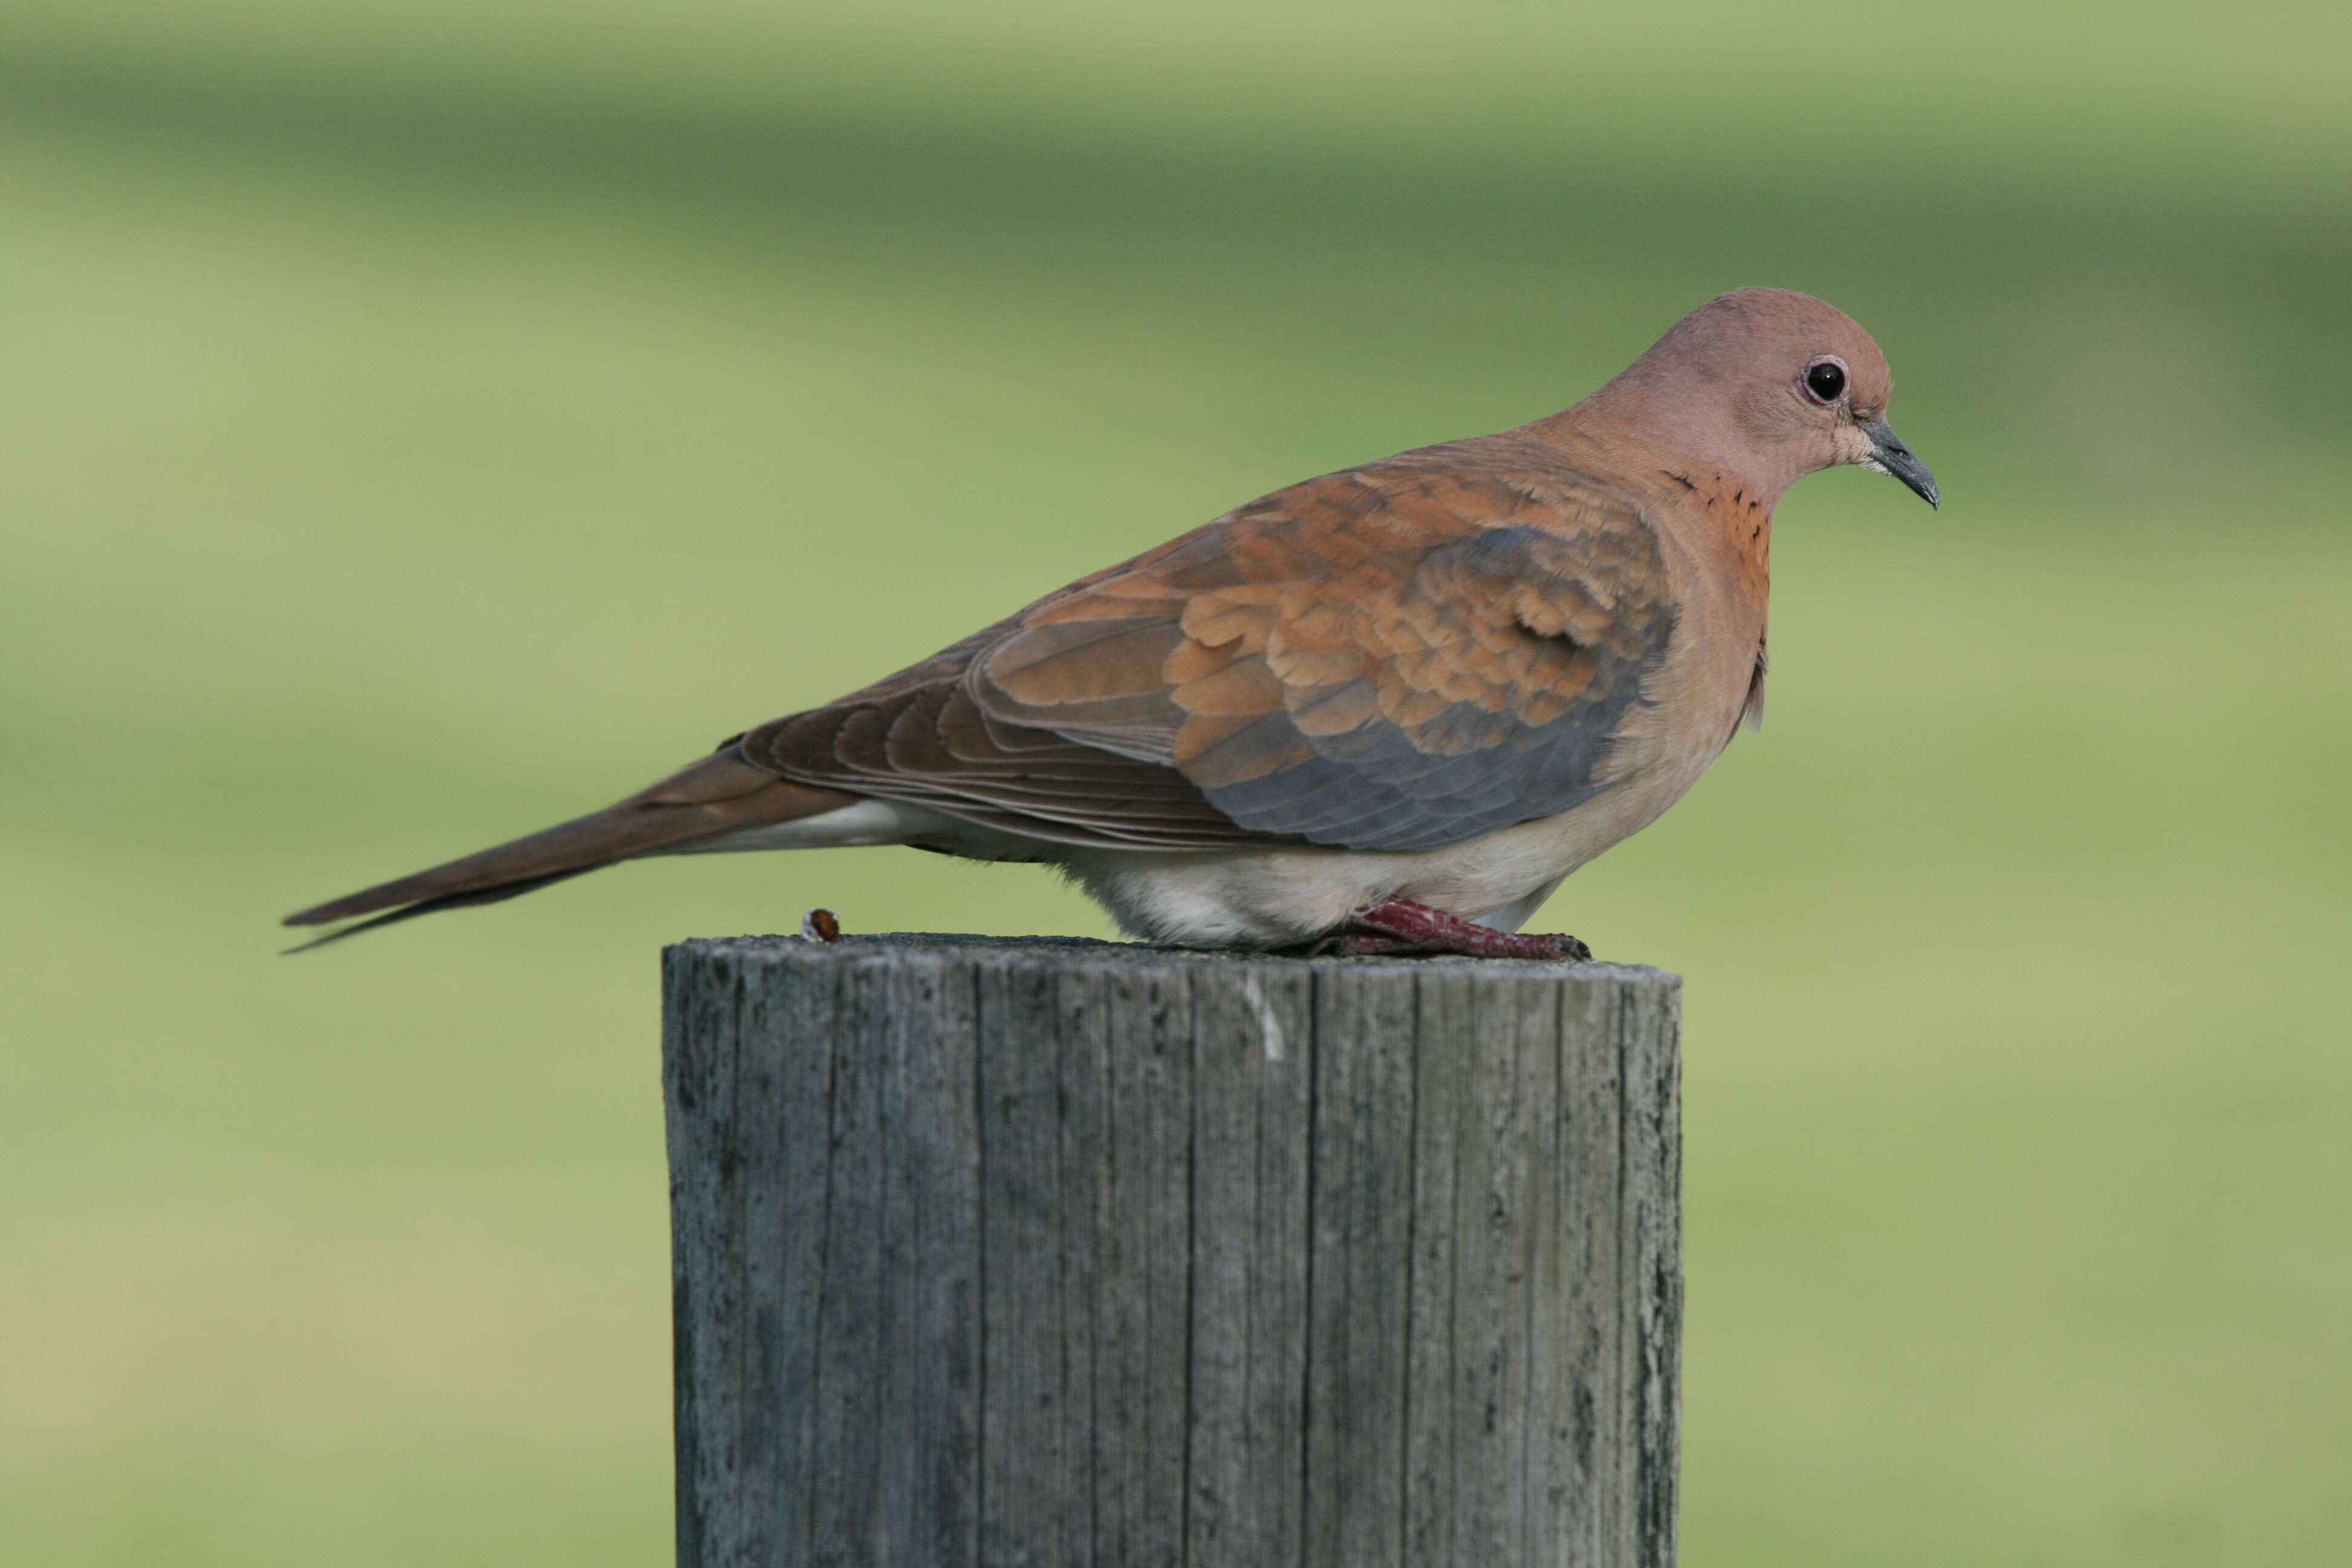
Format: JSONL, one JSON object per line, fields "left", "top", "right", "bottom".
{"left": 1859, "top": 419, "right": 1938, "bottom": 509}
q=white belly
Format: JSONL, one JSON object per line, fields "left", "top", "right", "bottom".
{"left": 1056, "top": 777, "right": 1676, "bottom": 945}
{"left": 1057, "top": 841, "right": 1534, "bottom": 947}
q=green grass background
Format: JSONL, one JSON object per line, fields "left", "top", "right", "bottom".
{"left": 4, "top": 2, "right": 2348, "bottom": 1562}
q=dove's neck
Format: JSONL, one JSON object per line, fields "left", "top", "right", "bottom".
{"left": 1527, "top": 376, "right": 1807, "bottom": 514}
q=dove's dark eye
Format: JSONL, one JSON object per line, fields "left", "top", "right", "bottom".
{"left": 1803, "top": 358, "right": 1847, "bottom": 404}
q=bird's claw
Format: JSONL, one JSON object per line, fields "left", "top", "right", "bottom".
{"left": 1331, "top": 898, "right": 1592, "bottom": 961}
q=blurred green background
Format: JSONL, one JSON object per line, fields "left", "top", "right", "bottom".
{"left": 5, "top": 1, "right": 2348, "bottom": 1563}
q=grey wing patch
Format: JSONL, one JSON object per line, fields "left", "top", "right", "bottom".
{"left": 1196, "top": 519, "right": 1679, "bottom": 852}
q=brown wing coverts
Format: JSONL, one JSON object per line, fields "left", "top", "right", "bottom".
{"left": 745, "top": 438, "right": 1676, "bottom": 853}
{"left": 746, "top": 685, "right": 1251, "bottom": 849}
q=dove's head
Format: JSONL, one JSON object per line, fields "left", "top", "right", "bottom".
{"left": 1578, "top": 287, "right": 1937, "bottom": 510}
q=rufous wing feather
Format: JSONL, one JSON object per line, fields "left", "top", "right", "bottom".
{"left": 738, "top": 437, "right": 1677, "bottom": 855}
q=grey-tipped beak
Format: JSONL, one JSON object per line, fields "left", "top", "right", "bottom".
{"left": 1858, "top": 419, "right": 1938, "bottom": 509}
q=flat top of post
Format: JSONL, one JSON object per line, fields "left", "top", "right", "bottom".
{"left": 667, "top": 932, "right": 1677, "bottom": 992}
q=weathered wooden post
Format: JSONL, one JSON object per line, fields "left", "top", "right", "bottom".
{"left": 662, "top": 933, "right": 1679, "bottom": 1567}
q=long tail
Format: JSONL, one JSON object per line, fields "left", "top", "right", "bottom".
{"left": 282, "top": 747, "right": 858, "bottom": 951}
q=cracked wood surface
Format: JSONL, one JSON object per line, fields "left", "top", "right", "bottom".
{"left": 663, "top": 935, "right": 1679, "bottom": 1567}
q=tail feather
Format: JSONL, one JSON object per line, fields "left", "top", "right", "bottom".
{"left": 282, "top": 871, "right": 596, "bottom": 953}
{"left": 283, "top": 747, "right": 859, "bottom": 946}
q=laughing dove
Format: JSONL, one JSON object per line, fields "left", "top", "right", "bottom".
{"left": 287, "top": 287, "right": 1936, "bottom": 958}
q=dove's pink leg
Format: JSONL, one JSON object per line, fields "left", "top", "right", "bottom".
{"left": 1333, "top": 898, "right": 1592, "bottom": 961}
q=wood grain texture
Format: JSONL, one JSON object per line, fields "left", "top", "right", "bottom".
{"left": 662, "top": 935, "right": 1680, "bottom": 1568}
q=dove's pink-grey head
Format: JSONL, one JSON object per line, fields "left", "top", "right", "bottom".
{"left": 1572, "top": 286, "right": 1937, "bottom": 511}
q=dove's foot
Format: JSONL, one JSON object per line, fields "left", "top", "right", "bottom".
{"left": 1330, "top": 898, "right": 1592, "bottom": 961}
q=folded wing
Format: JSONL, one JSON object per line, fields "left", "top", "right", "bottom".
{"left": 748, "top": 437, "right": 1677, "bottom": 854}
